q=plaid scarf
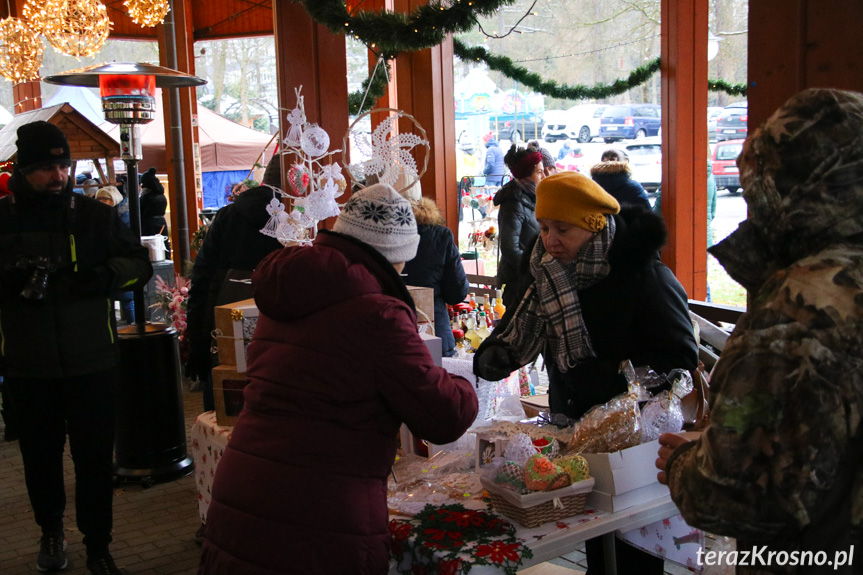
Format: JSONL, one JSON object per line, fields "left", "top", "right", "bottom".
{"left": 497, "top": 216, "right": 615, "bottom": 372}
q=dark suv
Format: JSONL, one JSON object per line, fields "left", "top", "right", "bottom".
{"left": 598, "top": 104, "right": 661, "bottom": 143}
{"left": 715, "top": 101, "right": 748, "bottom": 142}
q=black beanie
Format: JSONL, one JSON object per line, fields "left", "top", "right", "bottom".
{"left": 140, "top": 167, "right": 164, "bottom": 194}
{"left": 16, "top": 121, "right": 71, "bottom": 173}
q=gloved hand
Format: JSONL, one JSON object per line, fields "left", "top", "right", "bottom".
{"left": 68, "top": 266, "right": 114, "bottom": 296}
{"left": 473, "top": 344, "right": 517, "bottom": 381}
{"left": 184, "top": 335, "right": 214, "bottom": 383}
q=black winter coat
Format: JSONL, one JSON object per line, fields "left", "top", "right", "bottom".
{"left": 186, "top": 186, "right": 284, "bottom": 357}
{"left": 140, "top": 187, "right": 168, "bottom": 237}
{"left": 493, "top": 178, "right": 539, "bottom": 307}
{"left": 0, "top": 173, "right": 152, "bottom": 377}
{"left": 590, "top": 161, "right": 651, "bottom": 209}
{"left": 474, "top": 205, "right": 698, "bottom": 419}
{"left": 403, "top": 198, "right": 469, "bottom": 357}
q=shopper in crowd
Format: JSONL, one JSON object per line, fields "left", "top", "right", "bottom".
{"left": 475, "top": 171, "right": 697, "bottom": 574}
{"left": 96, "top": 186, "right": 136, "bottom": 325}
{"left": 657, "top": 88, "right": 863, "bottom": 574}
{"left": 400, "top": 180, "right": 470, "bottom": 357}
{"left": 199, "top": 183, "right": 478, "bottom": 575}
{"left": 80, "top": 178, "right": 99, "bottom": 197}
{"left": 139, "top": 167, "right": 170, "bottom": 256}
{"left": 186, "top": 155, "right": 283, "bottom": 413}
{"left": 494, "top": 145, "right": 543, "bottom": 308}
{"left": 528, "top": 140, "right": 557, "bottom": 177}
{"left": 705, "top": 146, "right": 717, "bottom": 302}
{"left": 558, "top": 140, "right": 573, "bottom": 161}
{"left": 482, "top": 131, "right": 505, "bottom": 187}
{"left": 0, "top": 171, "right": 11, "bottom": 198}
{"left": 590, "top": 148, "right": 651, "bottom": 209}
{"left": 0, "top": 121, "right": 152, "bottom": 575}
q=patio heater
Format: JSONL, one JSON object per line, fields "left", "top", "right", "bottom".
{"left": 45, "top": 63, "right": 206, "bottom": 485}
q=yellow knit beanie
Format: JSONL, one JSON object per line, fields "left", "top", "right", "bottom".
{"left": 535, "top": 172, "right": 620, "bottom": 232}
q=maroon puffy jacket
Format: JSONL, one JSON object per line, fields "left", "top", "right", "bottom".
{"left": 199, "top": 230, "right": 478, "bottom": 575}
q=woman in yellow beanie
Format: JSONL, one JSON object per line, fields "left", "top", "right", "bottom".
{"left": 475, "top": 171, "right": 698, "bottom": 575}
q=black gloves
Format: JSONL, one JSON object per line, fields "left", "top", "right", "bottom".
{"left": 184, "top": 333, "right": 215, "bottom": 382}
{"left": 68, "top": 266, "right": 114, "bottom": 296}
{"left": 473, "top": 344, "right": 518, "bottom": 382}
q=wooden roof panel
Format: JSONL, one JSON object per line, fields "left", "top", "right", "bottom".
{"left": 103, "top": 0, "right": 274, "bottom": 41}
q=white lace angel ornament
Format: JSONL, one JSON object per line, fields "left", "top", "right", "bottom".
{"left": 260, "top": 85, "right": 346, "bottom": 245}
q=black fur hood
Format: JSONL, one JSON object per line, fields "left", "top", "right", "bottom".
{"left": 607, "top": 204, "right": 667, "bottom": 270}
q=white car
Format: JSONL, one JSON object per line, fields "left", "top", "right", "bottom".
{"left": 623, "top": 137, "right": 663, "bottom": 192}
{"left": 542, "top": 104, "right": 607, "bottom": 143}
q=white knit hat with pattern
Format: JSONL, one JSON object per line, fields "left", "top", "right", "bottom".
{"left": 333, "top": 183, "right": 419, "bottom": 263}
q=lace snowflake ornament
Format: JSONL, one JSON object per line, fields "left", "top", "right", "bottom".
{"left": 344, "top": 108, "right": 429, "bottom": 196}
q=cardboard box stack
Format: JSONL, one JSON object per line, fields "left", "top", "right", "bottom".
{"left": 212, "top": 298, "right": 259, "bottom": 426}
{"left": 406, "top": 285, "right": 435, "bottom": 334}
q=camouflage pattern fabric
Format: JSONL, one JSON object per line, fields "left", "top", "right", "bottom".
{"left": 666, "top": 89, "right": 863, "bottom": 574}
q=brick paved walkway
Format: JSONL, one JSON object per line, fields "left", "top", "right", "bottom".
{"left": 0, "top": 386, "right": 204, "bottom": 575}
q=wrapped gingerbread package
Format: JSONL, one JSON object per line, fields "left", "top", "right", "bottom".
{"left": 565, "top": 391, "right": 641, "bottom": 454}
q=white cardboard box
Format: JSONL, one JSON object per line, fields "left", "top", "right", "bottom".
{"left": 585, "top": 481, "right": 669, "bottom": 513}
{"left": 419, "top": 332, "right": 442, "bottom": 367}
{"left": 582, "top": 439, "right": 660, "bottom": 495}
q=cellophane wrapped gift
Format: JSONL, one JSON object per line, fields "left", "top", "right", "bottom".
{"left": 566, "top": 392, "right": 642, "bottom": 454}
{"left": 640, "top": 369, "right": 694, "bottom": 442}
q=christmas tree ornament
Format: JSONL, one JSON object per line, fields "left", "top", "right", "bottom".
{"left": 343, "top": 107, "right": 429, "bottom": 197}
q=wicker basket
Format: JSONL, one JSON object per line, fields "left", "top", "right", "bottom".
{"left": 480, "top": 476, "right": 595, "bottom": 528}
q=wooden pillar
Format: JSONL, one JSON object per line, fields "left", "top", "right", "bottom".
{"left": 158, "top": 0, "right": 199, "bottom": 269}
{"left": 393, "top": 0, "right": 458, "bottom": 235}
{"left": 273, "top": 1, "right": 349, "bottom": 229}
{"left": 660, "top": 0, "right": 708, "bottom": 300}
{"left": 13, "top": 81, "right": 41, "bottom": 114}
{"left": 748, "top": 0, "right": 863, "bottom": 129}
{"left": 4, "top": 0, "right": 41, "bottom": 114}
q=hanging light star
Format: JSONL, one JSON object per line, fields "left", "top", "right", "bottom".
{"left": 124, "top": 0, "right": 171, "bottom": 28}
{"left": 0, "top": 17, "right": 43, "bottom": 83}
{"left": 42, "top": 0, "right": 112, "bottom": 58}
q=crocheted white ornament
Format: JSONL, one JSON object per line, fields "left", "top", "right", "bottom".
{"left": 503, "top": 433, "right": 536, "bottom": 467}
{"left": 343, "top": 108, "right": 429, "bottom": 197}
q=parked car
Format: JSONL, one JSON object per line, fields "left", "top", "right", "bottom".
{"left": 489, "top": 113, "right": 543, "bottom": 143}
{"left": 623, "top": 137, "right": 663, "bottom": 191}
{"left": 711, "top": 138, "right": 744, "bottom": 194}
{"left": 542, "top": 104, "right": 607, "bottom": 143}
{"left": 707, "top": 106, "right": 723, "bottom": 141}
{"left": 715, "top": 101, "right": 748, "bottom": 142}
{"left": 599, "top": 104, "right": 662, "bottom": 143}
{"left": 554, "top": 144, "right": 590, "bottom": 174}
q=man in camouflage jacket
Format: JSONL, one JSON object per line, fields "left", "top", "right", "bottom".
{"left": 657, "top": 88, "right": 863, "bottom": 574}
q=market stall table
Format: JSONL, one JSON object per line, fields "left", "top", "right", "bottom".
{"left": 387, "top": 493, "right": 679, "bottom": 575}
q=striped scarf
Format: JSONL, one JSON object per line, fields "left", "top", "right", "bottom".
{"left": 497, "top": 216, "right": 615, "bottom": 372}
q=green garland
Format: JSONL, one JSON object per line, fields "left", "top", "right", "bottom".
{"left": 708, "top": 78, "right": 748, "bottom": 97}
{"left": 348, "top": 62, "right": 391, "bottom": 115}
{"left": 315, "top": 0, "right": 747, "bottom": 112}
{"left": 454, "top": 38, "right": 662, "bottom": 101}
{"left": 295, "top": 0, "right": 515, "bottom": 56}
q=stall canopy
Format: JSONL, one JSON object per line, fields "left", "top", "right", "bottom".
{"left": 100, "top": 89, "right": 278, "bottom": 208}
{"left": 46, "top": 85, "right": 104, "bottom": 126}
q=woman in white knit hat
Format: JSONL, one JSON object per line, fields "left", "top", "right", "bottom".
{"left": 199, "top": 183, "right": 479, "bottom": 575}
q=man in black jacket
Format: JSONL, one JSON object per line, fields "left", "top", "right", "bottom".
{"left": 0, "top": 122, "right": 152, "bottom": 575}
{"left": 185, "top": 156, "right": 284, "bottom": 412}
